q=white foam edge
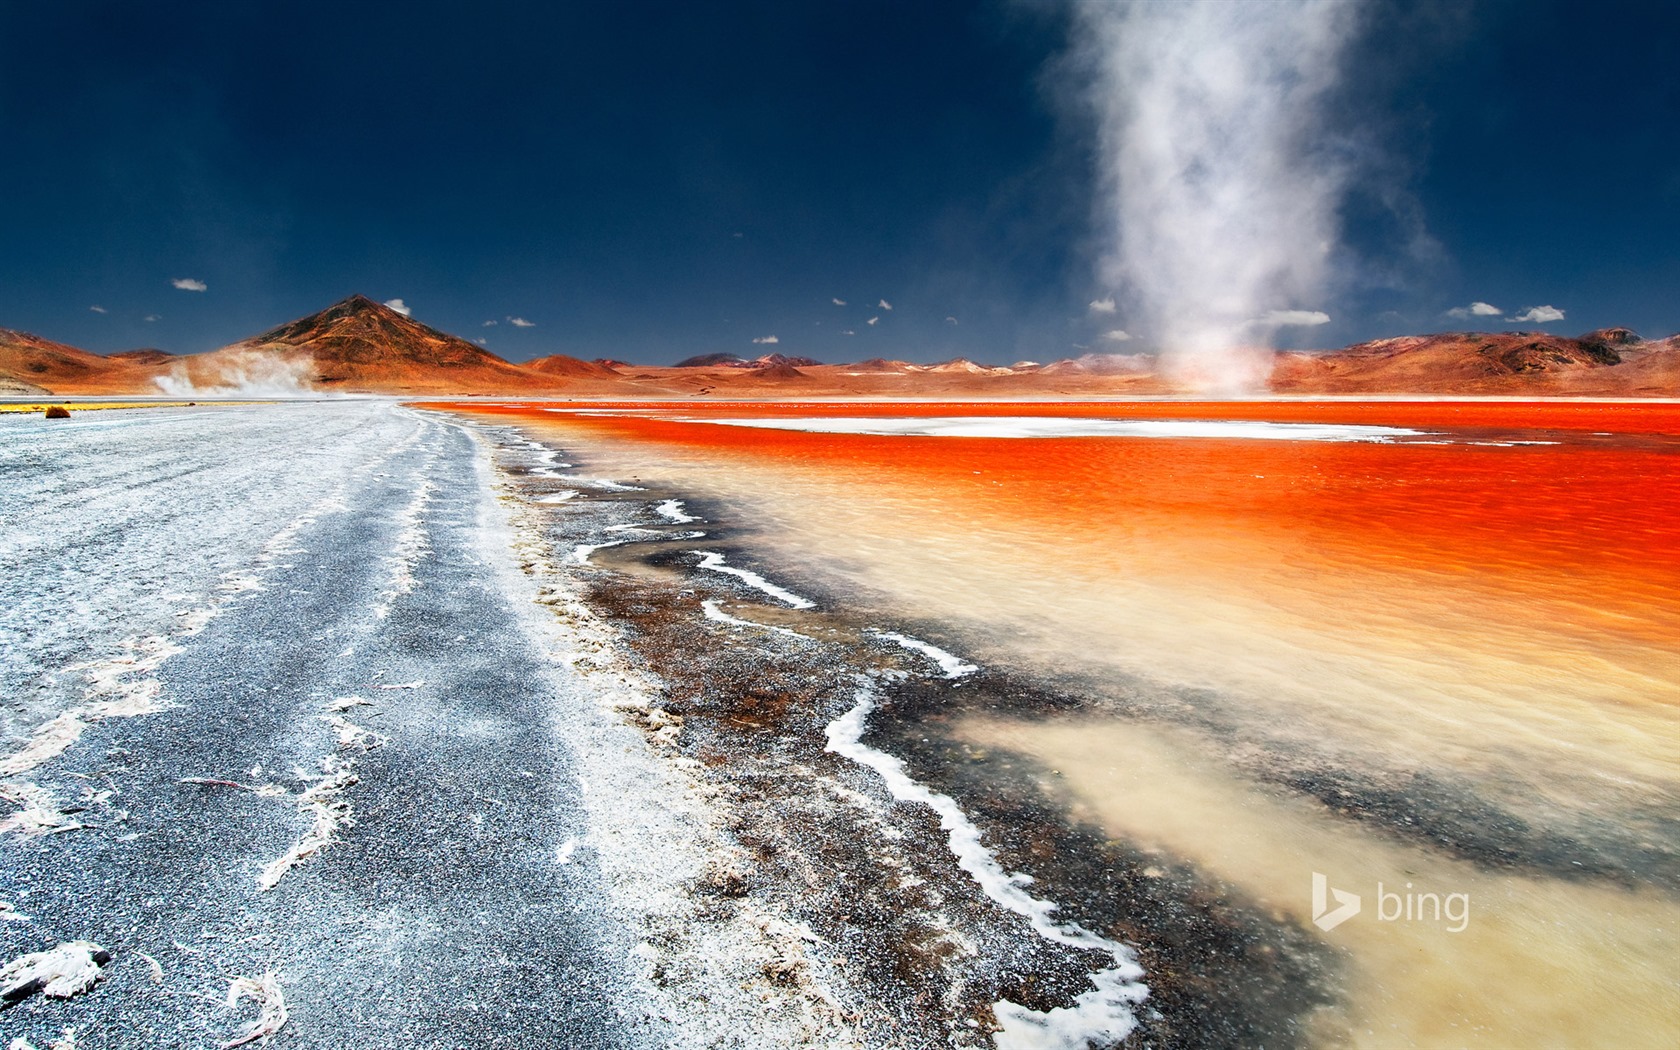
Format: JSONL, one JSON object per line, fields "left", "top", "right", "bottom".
{"left": 656, "top": 498, "right": 700, "bottom": 523}
{"left": 521, "top": 442, "right": 575, "bottom": 475}
{"left": 573, "top": 538, "right": 635, "bottom": 564}
{"left": 701, "top": 599, "right": 811, "bottom": 640}
{"left": 542, "top": 407, "right": 642, "bottom": 415}
{"left": 824, "top": 682, "right": 1147, "bottom": 1048}
{"left": 678, "top": 416, "right": 1432, "bottom": 443}
{"left": 872, "top": 630, "right": 977, "bottom": 679}
{"left": 557, "top": 475, "right": 644, "bottom": 491}
{"left": 690, "top": 551, "right": 816, "bottom": 609}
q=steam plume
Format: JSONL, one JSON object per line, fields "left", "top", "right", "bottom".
{"left": 1075, "top": 2, "right": 1365, "bottom": 391}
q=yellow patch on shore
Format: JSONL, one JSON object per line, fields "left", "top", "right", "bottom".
{"left": 0, "top": 401, "right": 268, "bottom": 414}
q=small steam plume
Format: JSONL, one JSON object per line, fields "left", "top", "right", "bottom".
{"left": 155, "top": 350, "right": 318, "bottom": 397}
{"left": 1073, "top": 2, "right": 1367, "bottom": 392}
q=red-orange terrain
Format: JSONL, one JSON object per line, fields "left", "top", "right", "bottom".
{"left": 0, "top": 328, "right": 162, "bottom": 394}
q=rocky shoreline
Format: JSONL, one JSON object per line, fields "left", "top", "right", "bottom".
{"left": 481, "top": 417, "right": 1343, "bottom": 1048}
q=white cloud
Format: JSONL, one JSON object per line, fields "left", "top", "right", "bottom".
{"left": 832, "top": 297, "right": 847, "bottom": 306}
{"left": 144, "top": 314, "right": 161, "bottom": 322}
{"left": 1507, "top": 305, "right": 1565, "bottom": 324}
{"left": 1251, "top": 309, "right": 1331, "bottom": 328}
{"left": 841, "top": 329, "right": 856, "bottom": 336}
{"left": 1445, "top": 301, "right": 1502, "bottom": 319}
{"left": 1088, "top": 297, "right": 1117, "bottom": 314}
{"left": 945, "top": 316, "right": 958, "bottom": 325}
{"left": 383, "top": 298, "right": 411, "bottom": 317}
{"left": 507, "top": 316, "right": 536, "bottom": 328}
{"left": 172, "top": 277, "right": 207, "bottom": 292}
{"left": 89, "top": 305, "right": 106, "bottom": 314}
{"left": 866, "top": 316, "right": 879, "bottom": 326}
{"left": 476, "top": 337, "right": 488, "bottom": 345}
{"left": 752, "top": 335, "right": 780, "bottom": 344}
{"left": 483, "top": 319, "right": 498, "bottom": 327}
{"left": 879, "top": 299, "right": 893, "bottom": 310}
{"left": 1102, "top": 329, "right": 1133, "bottom": 341}
{"left": 732, "top": 232, "right": 744, "bottom": 238}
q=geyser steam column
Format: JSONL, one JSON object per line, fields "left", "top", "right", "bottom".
{"left": 1076, "top": 1, "right": 1362, "bottom": 393}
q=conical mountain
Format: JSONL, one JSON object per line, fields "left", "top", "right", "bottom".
{"left": 197, "top": 294, "right": 551, "bottom": 392}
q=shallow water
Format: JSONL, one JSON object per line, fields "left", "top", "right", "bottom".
{"left": 449, "top": 399, "right": 1680, "bottom": 1047}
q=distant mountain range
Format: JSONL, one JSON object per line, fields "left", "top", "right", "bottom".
{"left": 672, "top": 352, "right": 824, "bottom": 369}
{"left": 3, "top": 294, "right": 1677, "bottom": 398}
{"left": 1272, "top": 327, "right": 1680, "bottom": 396}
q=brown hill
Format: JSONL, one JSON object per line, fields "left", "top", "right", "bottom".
{"left": 108, "top": 348, "right": 178, "bottom": 366}
{"left": 1582, "top": 327, "right": 1642, "bottom": 346}
{"left": 1038, "top": 353, "right": 1158, "bottom": 376}
{"left": 1269, "top": 331, "right": 1652, "bottom": 395}
{"left": 733, "top": 361, "right": 809, "bottom": 382}
{"left": 525, "top": 354, "right": 621, "bottom": 379}
{"left": 1593, "top": 336, "right": 1680, "bottom": 395}
{"left": 846, "top": 357, "right": 916, "bottom": 373}
{"left": 189, "top": 294, "right": 557, "bottom": 394}
{"left": 923, "top": 358, "right": 991, "bottom": 374}
{"left": 0, "top": 328, "right": 159, "bottom": 394}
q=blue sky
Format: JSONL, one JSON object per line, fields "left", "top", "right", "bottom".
{"left": 2, "top": 1, "right": 1676, "bottom": 364}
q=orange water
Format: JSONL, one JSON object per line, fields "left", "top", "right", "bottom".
{"left": 454, "top": 400, "right": 1680, "bottom": 681}
{"left": 437, "top": 400, "right": 1680, "bottom": 1046}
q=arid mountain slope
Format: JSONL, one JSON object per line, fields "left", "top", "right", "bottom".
{"left": 0, "top": 328, "right": 159, "bottom": 394}
{"left": 188, "top": 294, "right": 555, "bottom": 393}
{"left": 1272, "top": 330, "right": 1679, "bottom": 395}
{"left": 525, "top": 354, "right": 622, "bottom": 379}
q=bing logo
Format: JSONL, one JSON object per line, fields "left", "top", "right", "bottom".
{"left": 1311, "top": 871, "right": 1362, "bottom": 931}
{"left": 1311, "top": 872, "right": 1471, "bottom": 933}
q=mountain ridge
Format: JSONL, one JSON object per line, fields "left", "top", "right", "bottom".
{"left": 219, "top": 294, "right": 549, "bottom": 390}
{"left": 3, "top": 295, "right": 1677, "bottom": 397}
